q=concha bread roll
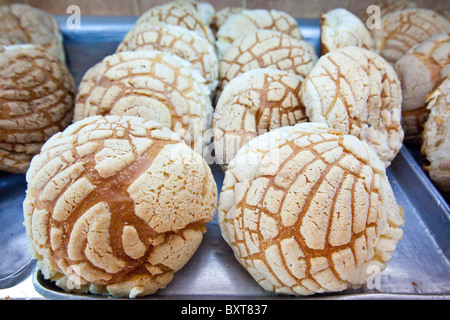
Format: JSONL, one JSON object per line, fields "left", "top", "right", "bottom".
{"left": 216, "top": 9, "right": 303, "bottom": 58}
{"left": 0, "top": 3, "right": 65, "bottom": 62}
{"left": 421, "top": 77, "right": 450, "bottom": 198}
{"left": 0, "top": 44, "right": 76, "bottom": 173}
{"left": 218, "top": 122, "right": 404, "bottom": 295}
{"left": 135, "top": 1, "right": 215, "bottom": 45}
{"left": 395, "top": 33, "right": 450, "bottom": 144}
{"left": 117, "top": 22, "right": 219, "bottom": 92}
{"left": 213, "top": 68, "right": 308, "bottom": 169}
{"left": 371, "top": 8, "right": 450, "bottom": 64}
{"left": 218, "top": 30, "right": 317, "bottom": 101}
{"left": 320, "top": 8, "right": 374, "bottom": 54}
{"left": 74, "top": 50, "right": 213, "bottom": 156}
{"left": 300, "top": 46, "right": 403, "bottom": 167}
{"left": 23, "top": 115, "right": 217, "bottom": 298}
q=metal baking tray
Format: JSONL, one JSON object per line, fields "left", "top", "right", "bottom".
{"left": 0, "top": 16, "right": 448, "bottom": 300}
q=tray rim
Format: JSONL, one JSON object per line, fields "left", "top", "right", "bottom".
{"left": 30, "top": 147, "right": 450, "bottom": 300}
{"left": 31, "top": 267, "right": 450, "bottom": 300}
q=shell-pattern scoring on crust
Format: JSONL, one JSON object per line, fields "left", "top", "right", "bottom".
{"left": 371, "top": 8, "right": 450, "bottom": 64}
{"left": 216, "top": 9, "right": 303, "bottom": 58}
{"left": 135, "top": 1, "right": 215, "bottom": 45}
{"left": 0, "top": 44, "right": 76, "bottom": 173}
{"left": 23, "top": 115, "right": 217, "bottom": 298}
{"left": 300, "top": 46, "right": 403, "bottom": 167}
{"left": 320, "top": 8, "right": 374, "bottom": 55}
{"left": 421, "top": 77, "right": 450, "bottom": 198}
{"left": 218, "top": 30, "right": 317, "bottom": 101}
{"left": 213, "top": 68, "right": 308, "bottom": 168}
{"left": 117, "top": 22, "right": 219, "bottom": 92}
{"left": 74, "top": 50, "right": 213, "bottom": 155}
{"left": 0, "top": 3, "right": 65, "bottom": 62}
{"left": 218, "top": 123, "right": 404, "bottom": 295}
{"left": 395, "top": 33, "right": 450, "bottom": 144}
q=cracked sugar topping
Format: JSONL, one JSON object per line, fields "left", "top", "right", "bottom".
{"left": 218, "top": 29, "right": 317, "bottom": 100}
{"left": 213, "top": 68, "right": 308, "bottom": 168}
{"left": 300, "top": 46, "right": 403, "bottom": 167}
{"left": 24, "top": 115, "right": 217, "bottom": 298}
{"left": 0, "top": 44, "right": 76, "bottom": 173}
{"left": 0, "top": 3, "right": 65, "bottom": 62}
{"left": 371, "top": 8, "right": 450, "bottom": 64}
{"left": 74, "top": 50, "right": 213, "bottom": 155}
{"left": 216, "top": 9, "right": 303, "bottom": 58}
{"left": 218, "top": 122, "right": 403, "bottom": 295}
{"left": 117, "top": 22, "right": 218, "bottom": 91}
{"left": 135, "top": 1, "right": 215, "bottom": 45}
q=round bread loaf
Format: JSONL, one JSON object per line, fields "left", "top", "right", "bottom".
{"left": 216, "top": 9, "right": 303, "bottom": 58}
{"left": 395, "top": 33, "right": 450, "bottom": 144}
{"left": 421, "top": 77, "right": 450, "bottom": 198}
{"left": 300, "top": 46, "right": 403, "bottom": 167}
{"left": 23, "top": 115, "right": 217, "bottom": 298}
{"left": 218, "top": 122, "right": 404, "bottom": 295}
{"left": 371, "top": 8, "right": 450, "bottom": 64}
{"left": 213, "top": 68, "right": 307, "bottom": 168}
{"left": 218, "top": 30, "right": 317, "bottom": 101}
{"left": 135, "top": 1, "right": 215, "bottom": 45}
{"left": 320, "top": 8, "right": 374, "bottom": 54}
{"left": 117, "top": 22, "right": 219, "bottom": 92}
{"left": 74, "top": 50, "right": 213, "bottom": 156}
{"left": 0, "top": 3, "right": 65, "bottom": 62}
{"left": 0, "top": 44, "right": 76, "bottom": 173}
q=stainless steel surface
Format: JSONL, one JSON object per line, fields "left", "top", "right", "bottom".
{"left": 0, "top": 17, "right": 448, "bottom": 300}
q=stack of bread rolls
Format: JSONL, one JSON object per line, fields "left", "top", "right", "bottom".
{"left": 0, "top": 3, "right": 75, "bottom": 174}
{"left": 24, "top": 0, "right": 219, "bottom": 298}
{"left": 19, "top": 0, "right": 450, "bottom": 299}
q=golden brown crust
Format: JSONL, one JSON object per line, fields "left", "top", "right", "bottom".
{"left": 213, "top": 68, "right": 308, "bottom": 168}
{"left": 218, "top": 123, "right": 403, "bottom": 295}
{"left": 135, "top": 1, "right": 215, "bottom": 45}
{"left": 0, "top": 44, "right": 76, "bottom": 173}
{"left": 117, "top": 22, "right": 219, "bottom": 91}
{"left": 74, "top": 50, "right": 213, "bottom": 155}
{"left": 218, "top": 30, "right": 317, "bottom": 102}
{"left": 300, "top": 46, "right": 403, "bottom": 167}
{"left": 395, "top": 33, "right": 450, "bottom": 144}
{"left": 24, "top": 115, "right": 217, "bottom": 298}
{"left": 421, "top": 77, "right": 450, "bottom": 197}
{"left": 216, "top": 9, "right": 303, "bottom": 58}
{"left": 371, "top": 8, "right": 450, "bottom": 64}
{"left": 0, "top": 3, "right": 65, "bottom": 61}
